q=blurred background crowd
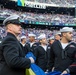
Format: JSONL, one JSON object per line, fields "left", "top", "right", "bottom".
{"left": 0, "top": 8, "right": 76, "bottom": 25}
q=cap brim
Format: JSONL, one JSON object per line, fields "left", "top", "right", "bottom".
{"left": 5, "top": 19, "right": 22, "bottom": 26}
{"left": 12, "top": 22, "right": 22, "bottom": 26}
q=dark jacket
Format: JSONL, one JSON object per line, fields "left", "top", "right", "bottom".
{"left": 26, "top": 42, "right": 39, "bottom": 52}
{"left": 21, "top": 43, "right": 30, "bottom": 56}
{"left": 0, "top": 32, "right": 31, "bottom": 75}
{"left": 33, "top": 45, "right": 51, "bottom": 71}
{"left": 49, "top": 40, "right": 76, "bottom": 75}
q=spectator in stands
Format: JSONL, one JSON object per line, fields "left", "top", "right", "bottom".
{"left": 0, "top": 14, "right": 35, "bottom": 75}
{"left": 49, "top": 27, "right": 76, "bottom": 75}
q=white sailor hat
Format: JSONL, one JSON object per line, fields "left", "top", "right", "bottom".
{"left": 28, "top": 33, "right": 36, "bottom": 37}
{"left": 49, "top": 36, "right": 55, "bottom": 40}
{"left": 55, "top": 32, "right": 61, "bottom": 35}
{"left": 60, "top": 27, "right": 74, "bottom": 33}
{"left": 38, "top": 34, "right": 46, "bottom": 40}
{"left": 21, "top": 36, "right": 26, "bottom": 39}
{"left": 3, "top": 14, "right": 22, "bottom": 26}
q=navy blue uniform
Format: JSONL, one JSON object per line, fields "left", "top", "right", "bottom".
{"left": 0, "top": 33, "right": 31, "bottom": 75}
{"left": 49, "top": 40, "right": 76, "bottom": 75}
{"left": 26, "top": 42, "right": 39, "bottom": 52}
{"left": 34, "top": 45, "right": 51, "bottom": 71}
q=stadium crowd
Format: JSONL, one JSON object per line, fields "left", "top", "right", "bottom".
{"left": 26, "top": 0, "right": 76, "bottom": 5}
{"left": 0, "top": 8, "right": 75, "bottom": 25}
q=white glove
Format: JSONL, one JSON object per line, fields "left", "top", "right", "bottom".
{"left": 29, "top": 57, "right": 35, "bottom": 63}
{"left": 45, "top": 69, "right": 48, "bottom": 74}
{"left": 45, "top": 71, "right": 48, "bottom": 74}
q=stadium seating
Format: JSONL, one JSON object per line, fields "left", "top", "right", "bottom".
{"left": 25, "top": 0, "right": 76, "bottom": 5}
{"left": 0, "top": 8, "right": 75, "bottom": 25}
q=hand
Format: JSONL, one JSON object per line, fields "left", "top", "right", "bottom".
{"left": 52, "top": 67, "right": 55, "bottom": 72}
{"left": 29, "top": 57, "right": 35, "bottom": 63}
{"left": 61, "top": 70, "right": 68, "bottom": 75}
